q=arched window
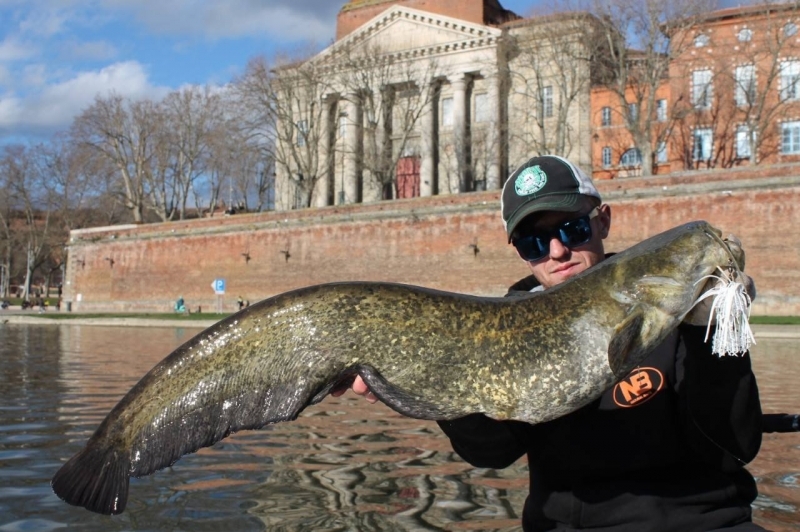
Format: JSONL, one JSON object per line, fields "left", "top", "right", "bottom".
{"left": 620, "top": 148, "right": 642, "bottom": 167}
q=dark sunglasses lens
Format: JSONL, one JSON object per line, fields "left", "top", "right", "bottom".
{"left": 513, "top": 236, "right": 547, "bottom": 261}
{"left": 560, "top": 218, "right": 592, "bottom": 247}
{"left": 513, "top": 215, "right": 594, "bottom": 262}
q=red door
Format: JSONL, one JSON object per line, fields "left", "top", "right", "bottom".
{"left": 396, "top": 156, "right": 421, "bottom": 199}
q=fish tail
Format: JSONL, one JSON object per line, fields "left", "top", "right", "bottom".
{"left": 51, "top": 444, "right": 130, "bottom": 515}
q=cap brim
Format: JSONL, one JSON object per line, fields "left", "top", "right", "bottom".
{"left": 505, "top": 193, "right": 585, "bottom": 242}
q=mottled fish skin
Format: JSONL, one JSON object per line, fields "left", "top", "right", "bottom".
{"left": 51, "top": 220, "right": 743, "bottom": 515}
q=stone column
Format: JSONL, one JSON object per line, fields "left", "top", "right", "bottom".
{"left": 273, "top": 113, "right": 290, "bottom": 211}
{"left": 485, "top": 70, "right": 501, "bottom": 191}
{"left": 314, "top": 98, "right": 333, "bottom": 208}
{"left": 450, "top": 73, "right": 469, "bottom": 193}
{"left": 362, "top": 89, "right": 385, "bottom": 203}
{"left": 420, "top": 82, "right": 437, "bottom": 197}
{"left": 342, "top": 94, "right": 360, "bottom": 205}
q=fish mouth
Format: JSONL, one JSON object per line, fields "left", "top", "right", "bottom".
{"left": 703, "top": 226, "right": 743, "bottom": 274}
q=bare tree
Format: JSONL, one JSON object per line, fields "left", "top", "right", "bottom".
{"left": 159, "top": 86, "right": 229, "bottom": 220}
{"left": 235, "top": 53, "right": 334, "bottom": 209}
{"left": 592, "top": 0, "right": 714, "bottom": 176}
{"left": 334, "top": 42, "right": 438, "bottom": 200}
{"left": 677, "top": 1, "right": 800, "bottom": 167}
{"left": 71, "top": 94, "right": 159, "bottom": 223}
{"left": 0, "top": 145, "right": 56, "bottom": 300}
{"left": 507, "top": 12, "right": 607, "bottom": 162}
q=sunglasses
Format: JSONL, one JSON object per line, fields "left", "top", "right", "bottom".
{"left": 512, "top": 207, "right": 600, "bottom": 262}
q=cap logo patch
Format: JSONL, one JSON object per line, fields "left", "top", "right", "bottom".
{"left": 514, "top": 165, "right": 548, "bottom": 196}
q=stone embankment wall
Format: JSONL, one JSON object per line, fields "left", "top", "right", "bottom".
{"left": 64, "top": 165, "right": 800, "bottom": 315}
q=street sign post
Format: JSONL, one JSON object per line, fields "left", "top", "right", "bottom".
{"left": 211, "top": 278, "right": 226, "bottom": 312}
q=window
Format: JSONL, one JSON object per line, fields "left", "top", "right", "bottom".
{"left": 338, "top": 114, "right": 347, "bottom": 138}
{"left": 656, "top": 142, "right": 668, "bottom": 164}
{"left": 296, "top": 119, "right": 308, "bottom": 147}
{"left": 737, "top": 28, "right": 753, "bottom": 42}
{"left": 736, "top": 124, "right": 754, "bottom": 159}
{"left": 601, "top": 106, "right": 611, "bottom": 127}
{"left": 474, "top": 93, "right": 490, "bottom": 123}
{"left": 692, "top": 69, "right": 713, "bottom": 109}
{"left": 693, "top": 128, "right": 713, "bottom": 161}
{"left": 442, "top": 97, "right": 454, "bottom": 127}
{"left": 781, "top": 120, "right": 800, "bottom": 154}
{"left": 542, "top": 86, "right": 553, "bottom": 118}
{"left": 620, "top": 148, "right": 642, "bottom": 167}
{"left": 780, "top": 60, "right": 800, "bottom": 101}
{"left": 694, "top": 34, "right": 710, "bottom": 47}
{"left": 785, "top": 22, "right": 798, "bottom": 37}
{"left": 656, "top": 99, "right": 667, "bottom": 122}
{"left": 294, "top": 173, "right": 305, "bottom": 209}
{"left": 602, "top": 147, "right": 612, "bottom": 168}
{"left": 735, "top": 64, "right": 756, "bottom": 107}
{"left": 627, "top": 102, "right": 639, "bottom": 122}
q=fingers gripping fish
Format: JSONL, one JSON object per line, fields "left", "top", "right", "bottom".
{"left": 51, "top": 220, "right": 747, "bottom": 515}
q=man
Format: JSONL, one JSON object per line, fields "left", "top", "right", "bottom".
{"left": 338, "top": 155, "right": 764, "bottom": 531}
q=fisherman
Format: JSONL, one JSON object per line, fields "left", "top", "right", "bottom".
{"left": 339, "top": 155, "right": 764, "bottom": 531}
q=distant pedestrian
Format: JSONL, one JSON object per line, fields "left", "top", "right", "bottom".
{"left": 237, "top": 296, "right": 244, "bottom": 311}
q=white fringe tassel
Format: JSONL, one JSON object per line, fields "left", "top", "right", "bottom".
{"left": 693, "top": 272, "right": 755, "bottom": 357}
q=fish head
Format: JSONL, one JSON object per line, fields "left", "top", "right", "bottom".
{"left": 615, "top": 220, "right": 742, "bottom": 315}
{"left": 604, "top": 221, "right": 745, "bottom": 375}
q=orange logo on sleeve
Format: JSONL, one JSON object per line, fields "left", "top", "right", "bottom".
{"left": 613, "top": 367, "right": 664, "bottom": 408}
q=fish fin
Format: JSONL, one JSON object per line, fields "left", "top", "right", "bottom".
{"left": 608, "top": 308, "right": 645, "bottom": 376}
{"left": 51, "top": 444, "right": 130, "bottom": 515}
{"left": 359, "top": 366, "right": 457, "bottom": 420}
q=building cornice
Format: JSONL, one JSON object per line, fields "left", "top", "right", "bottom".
{"left": 314, "top": 5, "right": 504, "bottom": 66}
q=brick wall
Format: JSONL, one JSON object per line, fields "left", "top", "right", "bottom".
{"left": 336, "top": 0, "right": 486, "bottom": 40}
{"left": 64, "top": 167, "right": 800, "bottom": 315}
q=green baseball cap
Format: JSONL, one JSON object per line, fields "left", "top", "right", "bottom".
{"left": 501, "top": 155, "right": 601, "bottom": 241}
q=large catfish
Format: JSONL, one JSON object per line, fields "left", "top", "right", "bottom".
{"left": 52, "top": 220, "right": 747, "bottom": 515}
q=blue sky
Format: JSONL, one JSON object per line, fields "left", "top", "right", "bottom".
{"left": 0, "top": 0, "right": 744, "bottom": 144}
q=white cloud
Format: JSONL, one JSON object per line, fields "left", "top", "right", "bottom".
{"left": 106, "top": 0, "right": 338, "bottom": 42}
{"left": 18, "top": 9, "right": 68, "bottom": 37}
{"left": 21, "top": 63, "right": 47, "bottom": 88}
{"left": 60, "top": 39, "right": 118, "bottom": 61}
{"left": 0, "top": 60, "right": 169, "bottom": 138}
{"left": 0, "top": 36, "right": 38, "bottom": 62}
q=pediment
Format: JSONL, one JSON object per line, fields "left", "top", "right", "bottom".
{"left": 315, "top": 6, "right": 502, "bottom": 63}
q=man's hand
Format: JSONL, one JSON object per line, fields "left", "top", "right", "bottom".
{"left": 330, "top": 375, "right": 379, "bottom": 404}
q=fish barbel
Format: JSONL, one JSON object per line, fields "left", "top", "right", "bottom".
{"left": 51, "top": 220, "right": 745, "bottom": 515}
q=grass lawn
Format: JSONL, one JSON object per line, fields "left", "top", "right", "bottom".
{"left": 749, "top": 315, "right": 800, "bottom": 325}
{"left": 13, "top": 312, "right": 231, "bottom": 321}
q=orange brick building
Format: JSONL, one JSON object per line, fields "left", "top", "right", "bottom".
{"left": 591, "top": 4, "right": 800, "bottom": 180}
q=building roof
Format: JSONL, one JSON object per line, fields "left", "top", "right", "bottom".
{"left": 340, "top": 0, "right": 520, "bottom": 26}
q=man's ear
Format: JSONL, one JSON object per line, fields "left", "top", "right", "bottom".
{"left": 597, "top": 204, "right": 611, "bottom": 239}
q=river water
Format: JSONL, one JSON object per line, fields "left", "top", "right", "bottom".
{"left": 0, "top": 323, "right": 797, "bottom": 531}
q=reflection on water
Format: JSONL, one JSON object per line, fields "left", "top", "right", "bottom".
{"left": 0, "top": 324, "right": 797, "bottom": 531}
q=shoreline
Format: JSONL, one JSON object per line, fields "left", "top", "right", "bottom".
{"left": 2, "top": 314, "right": 799, "bottom": 339}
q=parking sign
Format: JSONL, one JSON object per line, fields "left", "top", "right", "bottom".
{"left": 212, "top": 278, "right": 226, "bottom": 295}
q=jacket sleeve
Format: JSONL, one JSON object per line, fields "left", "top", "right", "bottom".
{"left": 676, "top": 324, "right": 762, "bottom": 472}
{"left": 437, "top": 414, "right": 531, "bottom": 469}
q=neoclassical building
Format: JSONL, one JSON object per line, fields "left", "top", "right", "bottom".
{"left": 274, "top": 0, "right": 604, "bottom": 211}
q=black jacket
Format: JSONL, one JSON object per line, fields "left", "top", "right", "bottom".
{"left": 437, "top": 273, "right": 763, "bottom": 532}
